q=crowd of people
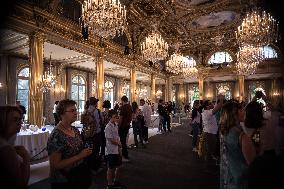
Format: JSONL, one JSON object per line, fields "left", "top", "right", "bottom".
{"left": 0, "top": 91, "right": 283, "bottom": 189}
{"left": 188, "top": 91, "right": 284, "bottom": 189}
{"left": 46, "top": 95, "right": 157, "bottom": 189}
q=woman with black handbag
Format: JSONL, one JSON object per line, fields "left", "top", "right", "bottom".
{"left": 47, "top": 99, "right": 93, "bottom": 189}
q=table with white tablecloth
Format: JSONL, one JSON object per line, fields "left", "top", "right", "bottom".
{"left": 72, "top": 121, "right": 83, "bottom": 133}
{"left": 151, "top": 114, "right": 160, "bottom": 128}
{"left": 15, "top": 129, "right": 50, "bottom": 160}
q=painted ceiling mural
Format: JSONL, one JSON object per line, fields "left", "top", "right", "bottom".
{"left": 191, "top": 11, "right": 238, "bottom": 29}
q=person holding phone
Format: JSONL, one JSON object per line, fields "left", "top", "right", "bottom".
{"left": 47, "top": 99, "right": 93, "bottom": 189}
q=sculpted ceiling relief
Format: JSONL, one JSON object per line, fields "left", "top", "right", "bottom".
{"left": 135, "top": 1, "right": 163, "bottom": 17}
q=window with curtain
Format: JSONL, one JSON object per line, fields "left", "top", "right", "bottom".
{"left": 188, "top": 85, "right": 199, "bottom": 107}
{"left": 92, "top": 79, "right": 96, "bottom": 96}
{"left": 208, "top": 51, "right": 233, "bottom": 64}
{"left": 71, "top": 75, "right": 86, "bottom": 118}
{"left": 17, "top": 67, "right": 29, "bottom": 121}
{"left": 121, "top": 81, "right": 130, "bottom": 99}
{"left": 104, "top": 80, "right": 114, "bottom": 108}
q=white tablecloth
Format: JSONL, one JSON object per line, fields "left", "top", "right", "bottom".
{"left": 72, "top": 121, "right": 83, "bottom": 133}
{"left": 151, "top": 114, "right": 160, "bottom": 128}
{"left": 15, "top": 129, "right": 50, "bottom": 160}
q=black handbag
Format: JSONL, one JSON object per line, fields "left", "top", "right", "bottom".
{"left": 65, "top": 162, "right": 92, "bottom": 189}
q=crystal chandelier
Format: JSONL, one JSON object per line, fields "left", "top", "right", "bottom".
{"left": 166, "top": 53, "right": 187, "bottom": 74}
{"left": 235, "top": 45, "right": 264, "bottom": 76}
{"left": 121, "top": 80, "right": 129, "bottom": 96}
{"left": 38, "top": 54, "right": 56, "bottom": 93}
{"left": 104, "top": 81, "right": 113, "bottom": 94}
{"left": 235, "top": 9, "right": 279, "bottom": 47}
{"left": 166, "top": 53, "right": 198, "bottom": 78}
{"left": 141, "top": 29, "right": 168, "bottom": 63}
{"left": 182, "top": 65, "right": 198, "bottom": 79}
{"left": 182, "top": 56, "right": 198, "bottom": 78}
{"left": 80, "top": 0, "right": 127, "bottom": 38}
{"left": 136, "top": 86, "right": 148, "bottom": 98}
{"left": 156, "top": 89, "right": 163, "bottom": 99}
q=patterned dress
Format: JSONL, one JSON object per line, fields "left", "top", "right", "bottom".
{"left": 47, "top": 126, "right": 84, "bottom": 184}
{"left": 220, "top": 126, "right": 248, "bottom": 189}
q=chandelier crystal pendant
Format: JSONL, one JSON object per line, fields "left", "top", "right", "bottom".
{"left": 235, "top": 45, "right": 263, "bottom": 76}
{"left": 235, "top": 9, "right": 279, "bottom": 47}
{"left": 38, "top": 54, "right": 56, "bottom": 93}
{"left": 182, "top": 66, "right": 198, "bottom": 79}
{"left": 166, "top": 53, "right": 186, "bottom": 74}
{"left": 182, "top": 56, "right": 198, "bottom": 79}
{"left": 141, "top": 29, "right": 168, "bottom": 63}
{"left": 156, "top": 89, "right": 163, "bottom": 99}
{"left": 80, "top": 0, "right": 127, "bottom": 38}
{"left": 136, "top": 86, "right": 147, "bottom": 98}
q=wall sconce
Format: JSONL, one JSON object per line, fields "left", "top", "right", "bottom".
{"left": 179, "top": 94, "right": 185, "bottom": 99}
{"left": 206, "top": 93, "right": 212, "bottom": 99}
{"left": 55, "top": 85, "right": 65, "bottom": 93}
{"left": 0, "top": 82, "right": 2, "bottom": 88}
{"left": 273, "top": 92, "right": 280, "bottom": 96}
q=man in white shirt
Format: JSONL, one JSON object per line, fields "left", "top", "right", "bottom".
{"left": 202, "top": 95, "right": 224, "bottom": 170}
{"left": 140, "top": 99, "right": 152, "bottom": 143}
{"left": 53, "top": 101, "right": 59, "bottom": 126}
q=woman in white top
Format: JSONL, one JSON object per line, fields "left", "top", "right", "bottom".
{"left": 53, "top": 101, "right": 59, "bottom": 126}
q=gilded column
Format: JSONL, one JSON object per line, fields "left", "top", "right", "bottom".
{"left": 168, "top": 77, "right": 173, "bottom": 102}
{"left": 165, "top": 78, "right": 169, "bottom": 102}
{"left": 130, "top": 66, "right": 137, "bottom": 103}
{"left": 179, "top": 83, "right": 185, "bottom": 104}
{"left": 198, "top": 77, "right": 204, "bottom": 100}
{"left": 28, "top": 32, "right": 44, "bottom": 127}
{"left": 151, "top": 74, "right": 156, "bottom": 102}
{"left": 238, "top": 75, "right": 245, "bottom": 102}
{"left": 165, "top": 77, "right": 173, "bottom": 102}
{"left": 96, "top": 54, "right": 104, "bottom": 110}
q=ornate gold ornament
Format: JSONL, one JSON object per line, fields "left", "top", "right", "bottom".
{"left": 235, "top": 45, "right": 264, "bottom": 76}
